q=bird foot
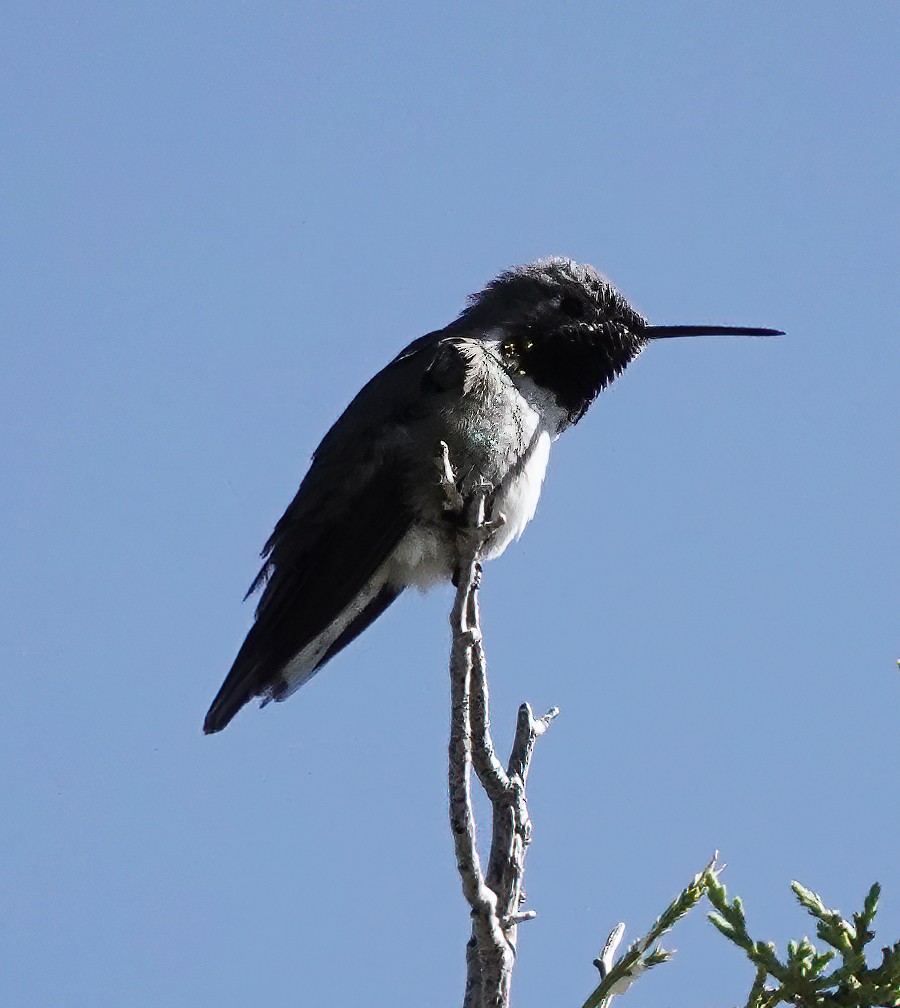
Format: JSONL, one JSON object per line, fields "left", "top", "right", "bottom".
{"left": 436, "top": 441, "right": 466, "bottom": 512}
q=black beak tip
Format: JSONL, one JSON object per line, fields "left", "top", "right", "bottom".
{"left": 736, "top": 327, "right": 785, "bottom": 337}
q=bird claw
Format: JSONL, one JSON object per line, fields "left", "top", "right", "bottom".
{"left": 437, "top": 441, "right": 466, "bottom": 512}
{"left": 437, "top": 445, "right": 502, "bottom": 528}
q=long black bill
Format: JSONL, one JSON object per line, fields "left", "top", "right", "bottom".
{"left": 645, "top": 325, "right": 784, "bottom": 339}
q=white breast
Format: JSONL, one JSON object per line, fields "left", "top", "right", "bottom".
{"left": 392, "top": 363, "right": 569, "bottom": 588}
{"left": 483, "top": 375, "right": 567, "bottom": 560}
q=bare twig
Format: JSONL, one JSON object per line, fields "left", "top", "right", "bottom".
{"left": 449, "top": 481, "right": 509, "bottom": 1007}
{"left": 483, "top": 701, "right": 559, "bottom": 957}
{"left": 467, "top": 575, "right": 511, "bottom": 805}
{"left": 446, "top": 459, "right": 558, "bottom": 1008}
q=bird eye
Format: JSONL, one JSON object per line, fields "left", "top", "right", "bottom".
{"left": 559, "top": 295, "right": 585, "bottom": 319}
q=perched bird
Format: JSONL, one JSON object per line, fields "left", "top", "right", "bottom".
{"left": 204, "top": 258, "right": 780, "bottom": 733}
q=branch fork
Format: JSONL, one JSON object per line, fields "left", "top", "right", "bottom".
{"left": 445, "top": 451, "right": 559, "bottom": 1008}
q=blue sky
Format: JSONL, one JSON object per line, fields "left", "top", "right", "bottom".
{"left": 2, "top": 3, "right": 898, "bottom": 1006}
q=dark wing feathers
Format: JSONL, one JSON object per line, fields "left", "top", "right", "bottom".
{"left": 204, "top": 331, "right": 465, "bottom": 734}
{"left": 203, "top": 459, "right": 413, "bottom": 734}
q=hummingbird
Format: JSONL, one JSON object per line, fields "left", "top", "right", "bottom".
{"left": 204, "top": 258, "right": 781, "bottom": 734}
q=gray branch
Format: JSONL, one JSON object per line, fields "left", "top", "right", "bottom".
{"left": 445, "top": 461, "right": 558, "bottom": 1008}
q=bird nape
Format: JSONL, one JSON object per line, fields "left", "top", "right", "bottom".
{"left": 203, "top": 257, "right": 782, "bottom": 734}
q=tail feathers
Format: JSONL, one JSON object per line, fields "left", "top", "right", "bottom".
{"left": 203, "top": 581, "right": 403, "bottom": 734}
{"left": 311, "top": 582, "right": 400, "bottom": 675}
{"left": 203, "top": 686, "right": 253, "bottom": 735}
{"left": 203, "top": 623, "right": 267, "bottom": 735}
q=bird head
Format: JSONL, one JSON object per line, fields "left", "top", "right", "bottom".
{"left": 450, "top": 257, "right": 781, "bottom": 425}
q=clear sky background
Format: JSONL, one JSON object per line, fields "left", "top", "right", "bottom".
{"left": 2, "top": 4, "right": 898, "bottom": 1006}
